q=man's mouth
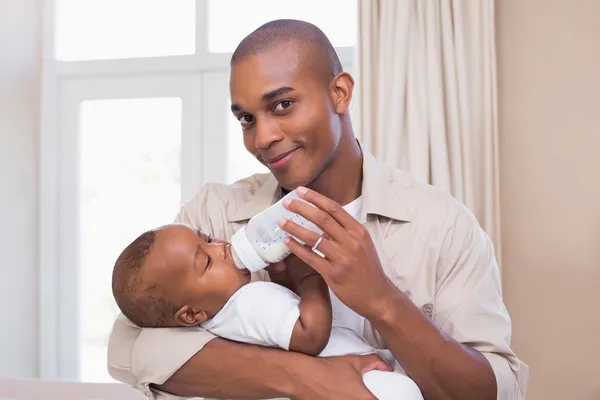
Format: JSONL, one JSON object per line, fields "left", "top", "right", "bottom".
{"left": 264, "top": 148, "right": 299, "bottom": 168}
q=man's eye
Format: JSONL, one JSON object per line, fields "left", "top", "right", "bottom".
{"left": 238, "top": 114, "right": 254, "bottom": 126}
{"left": 274, "top": 100, "right": 293, "bottom": 111}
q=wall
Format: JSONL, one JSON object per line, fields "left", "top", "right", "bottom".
{"left": 0, "top": 0, "right": 41, "bottom": 377}
{"left": 496, "top": 1, "right": 600, "bottom": 399}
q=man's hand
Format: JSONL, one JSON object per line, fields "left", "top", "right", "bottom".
{"left": 277, "top": 187, "right": 396, "bottom": 318}
{"left": 157, "top": 338, "right": 392, "bottom": 400}
{"left": 291, "top": 354, "right": 393, "bottom": 400}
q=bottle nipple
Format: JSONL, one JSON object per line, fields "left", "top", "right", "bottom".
{"left": 228, "top": 245, "right": 246, "bottom": 270}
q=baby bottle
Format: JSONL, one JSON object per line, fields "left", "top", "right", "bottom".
{"left": 230, "top": 189, "right": 323, "bottom": 272}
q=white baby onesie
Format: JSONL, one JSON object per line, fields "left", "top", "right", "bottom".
{"left": 202, "top": 281, "right": 423, "bottom": 400}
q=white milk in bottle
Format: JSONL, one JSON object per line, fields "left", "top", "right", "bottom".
{"left": 230, "top": 189, "right": 322, "bottom": 272}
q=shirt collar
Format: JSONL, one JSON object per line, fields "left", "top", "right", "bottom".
{"left": 227, "top": 143, "right": 413, "bottom": 223}
{"left": 359, "top": 149, "right": 412, "bottom": 223}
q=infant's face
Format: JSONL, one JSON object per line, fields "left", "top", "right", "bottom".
{"left": 145, "top": 224, "right": 251, "bottom": 319}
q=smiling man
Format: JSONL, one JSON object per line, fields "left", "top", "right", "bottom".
{"left": 107, "top": 19, "right": 528, "bottom": 400}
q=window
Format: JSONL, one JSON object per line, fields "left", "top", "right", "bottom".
{"left": 207, "top": 0, "right": 357, "bottom": 53}
{"left": 41, "top": 0, "right": 358, "bottom": 382}
{"left": 50, "top": 75, "right": 201, "bottom": 381}
{"left": 78, "top": 98, "right": 182, "bottom": 381}
{"left": 55, "top": 0, "right": 196, "bottom": 61}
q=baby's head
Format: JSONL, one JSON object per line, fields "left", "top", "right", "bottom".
{"left": 112, "top": 224, "right": 251, "bottom": 328}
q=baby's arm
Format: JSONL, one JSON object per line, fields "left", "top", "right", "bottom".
{"left": 212, "top": 266, "right": 332, "bottom": 357}
{"left": 287, "top": 258, "right": 332, "bottom": 356}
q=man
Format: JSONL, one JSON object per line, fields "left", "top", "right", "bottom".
{"left": 107, "top": 19, "right": 528, "bottom": 400}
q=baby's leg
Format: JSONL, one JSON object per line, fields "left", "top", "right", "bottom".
{"left": 362, "top": 370, "right": 424, "bottom": 400}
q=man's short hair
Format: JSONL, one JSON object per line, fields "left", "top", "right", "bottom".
{"left": 111, "top": 230, "right": 174, "bottom": 327}
{"left": 231, "top": 19, "right": 343, "bottom": 84}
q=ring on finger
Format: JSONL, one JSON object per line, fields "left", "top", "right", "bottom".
{"left": 311, "top": 235, "right": 325, "bottom": 258}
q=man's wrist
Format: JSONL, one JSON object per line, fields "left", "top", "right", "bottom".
{"left": 280, "top": 352, "right": 320, "bottom": 398}
{"left": 364, "top": 282, "right": 408, "bottom": 325}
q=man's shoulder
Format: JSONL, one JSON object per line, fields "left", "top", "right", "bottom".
{"left": 382, "top": 163, "right": 471, "bottom": 223}
{"left": 181, "top": 172, "right": 272, "bottom": 212}
{"left": 203, "top": 172, "right": 273, "bottom": 199}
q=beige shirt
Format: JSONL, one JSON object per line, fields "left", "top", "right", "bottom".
{"left": 107, "top": 150, "right": 528, "bottom": 400}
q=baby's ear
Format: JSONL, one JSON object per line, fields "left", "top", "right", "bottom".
{"left": 174, "top": 305, "right": 208, "bottom": 326}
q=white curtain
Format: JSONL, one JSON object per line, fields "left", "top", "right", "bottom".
{"left": 357, "top": 0, "right": 502, "bottom": 258}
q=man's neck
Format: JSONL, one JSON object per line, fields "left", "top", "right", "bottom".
{"left": 307, "top": 136, "right": 363, "bottom": 206}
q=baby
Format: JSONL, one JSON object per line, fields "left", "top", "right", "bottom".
{"left": 112, "top": 224, "right": 423, "bottom": 400}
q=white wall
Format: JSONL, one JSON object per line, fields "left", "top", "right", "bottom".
{"left": 0, "top": 0, "right": 41, "bottom": 378}
{"left": 497, "top": 0, "right": 600, "bottom": 398}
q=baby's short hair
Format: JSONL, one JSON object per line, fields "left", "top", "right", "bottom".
{"left": 111, "top": 230, "right": 174, "bottom": 327}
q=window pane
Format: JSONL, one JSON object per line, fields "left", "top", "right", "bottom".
{"left": 208, "top": 0, "right": 357, "bottom": 53}
{"left": 79, "top": 98, "right": 182, "bottom": 382}
{"left": 226, "top": 103, "right": 269, "bottom": 183}
{"left": 55, "top": 0, "right": 195, "bottom": 61}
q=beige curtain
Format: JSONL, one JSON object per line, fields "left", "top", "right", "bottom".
{"left": 357, "top": 0, "right": 502, "bottom": 258}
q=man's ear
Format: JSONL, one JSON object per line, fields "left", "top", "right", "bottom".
{"left": 174, "top": 305, "right": 208, "bottom": 326}
{"left": 329, "top": 72, "right": 355, "bottom": 115}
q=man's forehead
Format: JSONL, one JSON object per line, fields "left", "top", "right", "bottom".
{"left": 232, "top": 39, "right": 305, "bottom": 67}
{"left": 231, "top": 47, "right": 301, "bottom": 83}
{"left": 229, "top": 50, "right": 325, "bottom": 106}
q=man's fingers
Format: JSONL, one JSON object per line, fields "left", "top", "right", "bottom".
{"left": 282, "top": 197, "right": 347, "bottom": 243}
{"left": 283, "top": 236, "right": 329, "bottom": 274}
{"left": 277, "top": 218, "right": 340, "bottom": 262}
{"left": 277, "top": 218, "right": 322, "bottom": 247}
{"left": 354, "top": 354, "right": 394, "bottom": 374}
{"left": 295, "top": 186, "right": 360, "bottom": 229}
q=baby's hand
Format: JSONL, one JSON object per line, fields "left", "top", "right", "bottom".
{"left": 285, "top": 254, "right": 321, "bottom": 285}
{"left": 266, "top": 255, "right": 322, "bottom": 293}
{"left": 265, "top": 261, "right": 296, "bottom": 292}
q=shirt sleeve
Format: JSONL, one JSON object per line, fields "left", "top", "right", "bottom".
{"left": 107, "top": 186, "right": 219, "bottom": 398}
{"left": 433, "top": 203, "right": 529, "bottom": 400}
{"left": 234, "top": 282, "right": 301, "bottom": 350}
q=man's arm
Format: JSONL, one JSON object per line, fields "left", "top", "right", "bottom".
{"left": 156, "top": 338, "right": 295, "bottom": 398}
{"left": 108, "top": 310, "right": 391, "bottom": 400}
{"left": 360, "top": 206, "right": 500, "bottom": 400}
{"left": 289, "top": 274, "right": 332, "bottom": 355}
{"left": 157, "top": 337, "right": 392, "bottom": 399}
{"left": 278, "top": 188, "right": 525, "bottom": 400}
{"left": 367, "top": 288, "right": 496, "bottom": 400}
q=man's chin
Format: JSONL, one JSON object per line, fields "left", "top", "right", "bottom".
{"left": 269, "top": 154, "right": 312, "bottom": 188}
{"left": 274, "top": 173, "right": 311, "bottom": 192}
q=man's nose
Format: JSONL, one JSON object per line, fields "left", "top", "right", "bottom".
{"left": 254, "top": 118, "right": 283, "bottom": 149}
